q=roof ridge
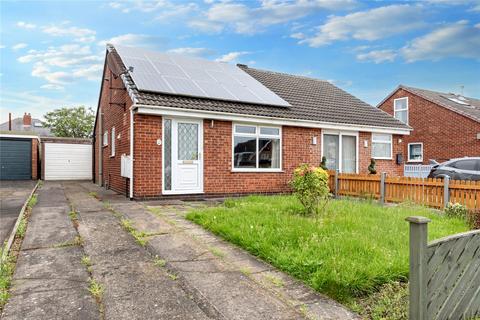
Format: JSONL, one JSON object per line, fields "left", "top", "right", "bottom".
{"left": 401, "top": 85, "right": 480, "bottom": 101}
{"left": 240, "top": 66, "right": 330, "bottom": 83}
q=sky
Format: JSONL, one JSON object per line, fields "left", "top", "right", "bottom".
{"left": 1, "top": 0, "right": 479, "bottom": 122}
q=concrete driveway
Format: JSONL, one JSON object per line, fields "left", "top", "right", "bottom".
{"left": 0, "top": 180, "right": 36, "bottom": 245}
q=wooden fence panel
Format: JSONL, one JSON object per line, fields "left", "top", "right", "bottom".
{"left": 408, "top": 218, "right": 480, "bottom": 320}
{"left": 326, "top": 171, "right": 480, "bottom": 211}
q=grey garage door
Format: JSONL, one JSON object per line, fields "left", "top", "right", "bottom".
{"left": 0, "top": 138, "right": 32, "bottom": 180}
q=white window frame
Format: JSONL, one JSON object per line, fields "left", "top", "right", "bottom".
{"left": 103, "top": 131, "right": 108, "bottom": 147}
{"left": 321, "top": 130, "right": 359, "bottom": 174}
{"left": 394, "top": 97, "right": 409, "bottom": 124}
{"left": 111, "top": 127, "right": 115, "bottom": 157}
{"left": 232, "top": 123, "right": 282, "bottom": 172}
{"left": 371, "top": 133, "right": 393, "bottom": 160}
{"left": 407, "top": 142, "right": 423, "bottom": 163}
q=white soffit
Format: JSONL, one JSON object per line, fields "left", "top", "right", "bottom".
{"left": 114, "top": 45, "right": 291, "bottom": 107}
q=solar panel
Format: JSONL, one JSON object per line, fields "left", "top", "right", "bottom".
{"left": 114, "top": 45, "right": 290, "bottom": 107}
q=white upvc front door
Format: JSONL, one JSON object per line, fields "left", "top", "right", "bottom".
{"left": 163, "top": 118, "right": 203, "bottom": 194}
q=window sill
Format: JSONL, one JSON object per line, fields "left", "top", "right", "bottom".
{"left": 231, "top": 169, "right": 283, "bottom": 173}
{"left": 372, "top": 157, "right": 393, "bottom": 160}
{"left": 110, "top": 155, "right": 115, "bottom": 158}
{"left": 407, "top": 160, "right": 423, "bottom": 163}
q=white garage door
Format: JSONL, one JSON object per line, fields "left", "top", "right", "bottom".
{"left": 44, "top": 143, "right": 92, "bottom": 180}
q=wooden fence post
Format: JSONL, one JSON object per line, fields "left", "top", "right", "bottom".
{"left": 380, "top": 172, "right": 386, "bottom": 205}
{"left": 406, "top": 216, "right": 430, "bottom": 320}
{"left": 443, "top": 176, "right": 450, "bottom": 208}
{"left": 334, "top": 169, "right": 339, "bottom": 198}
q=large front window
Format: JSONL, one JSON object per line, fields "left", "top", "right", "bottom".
{"left": 322, "top": 132, "right": 357, "bottom": 173}
{"left": 233, "top": 124, "right": 281, "bottom": 171}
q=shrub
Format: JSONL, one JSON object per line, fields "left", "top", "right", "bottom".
{"left": 444, "top": 202, "right": 468, "bottom": 219}
{"left": 444, "top": 203, "right": 477, "bottom": 229}
{"left": 368, "top": 158, "right": 377, "bottom": 174}
{"left": 320, "top": 156, "right": 328, "bottom": 170}
{"left": 290, "top": 164, "right": 330, "bottom": 215}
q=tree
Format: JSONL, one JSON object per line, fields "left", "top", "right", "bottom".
{"left": 44, "top": 106, "right": 95, "bottom": 138}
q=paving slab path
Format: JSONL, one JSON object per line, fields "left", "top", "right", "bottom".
{"left": 0, "top": 180, "right": 37, "bottom": 245}
{"left": 63, "top": 182, "right": 211, "bottom": 320}
{"left": 1, "top": 182, "right": 99, "bottom": 320}
{"left": 76, "top": 182, "right": 358, "bottom": 320}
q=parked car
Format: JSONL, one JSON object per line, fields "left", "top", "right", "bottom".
{"left": 428, "top": 157, "right": 480, "bottom": 181}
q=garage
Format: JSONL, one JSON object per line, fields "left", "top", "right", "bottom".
{"left": 43, "top": 138, "right": 92, "bottom": 180}
{"left": 0, "top": 137, "right": 33, "bottom": 180}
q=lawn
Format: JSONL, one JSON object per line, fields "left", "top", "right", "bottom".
{"left": 186, "top": 195, "right": 468, "bottom": 307}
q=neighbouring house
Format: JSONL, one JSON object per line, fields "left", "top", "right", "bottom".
{"left": 93, "top": 45, "right": 410, "bottom": 199}
{"left": 0, "top": 112, "right": 53, "bottom": 136}
{"left": 378, "top": 85, "right": 480, "bottom": 166}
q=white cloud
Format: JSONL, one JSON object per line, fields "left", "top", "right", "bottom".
{"left": 17, "top": 43, "right": 103, "bottom": 87}
{"left": 301, "top": 4, "right": 425, "bottom": 47}
{"left": 290, "top": 32, "right": 305, "bottom": 40}
{"left": 192, "top": 0, "right": 357, "bottom": 35}
{"left": 31, "top": 62, "right": 75, "bottom": 84}
{"left": 155, "top": 3, "right": 198, "bottom": 21}
{"left": 188, "top": 20, "right": 224, "bottom": 33}
{"left": 12, "top": 43, "right": 28, "bottom": 50}
{"left": 16, "top": 21, "right": 36, "bottom": 29}
{"left": 42, "top": 23, "right": 96, "bottom": 42}
{"left": 356, "top": 49, "right": 397, "bottom": 63}
{"left": 402, "top": 20, "right": 480, "bottom": 62}
{"left": 0, "top": 90, "right": 94, "bottom": 120}
{"left": 109, "top": 0, "right": 198, "bottom": 18}
{"left": 18, "top": 44, "right": 94, "bottom": 64}
{"left": 72, "top": 64, "right": 103, "bottom": 81}
{"left": 215, "top": 51, "right": 251, "bottom": 63}
{"left": 98, "top": 34, "right": 154, "bottom": 47}
{"left": 40, "top": 84, "right": 64, "bottom": 90}
{"left": 167, "top": 47, "right": 214, "bottom": 57}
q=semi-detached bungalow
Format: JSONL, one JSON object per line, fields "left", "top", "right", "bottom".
{"left": 93, "top": 45, "right": 411, "bottom": 199}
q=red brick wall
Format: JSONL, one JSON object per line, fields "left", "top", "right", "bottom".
{"left": 202, "top": 121, "right": 321, "bottom": 195}
{"left": 131, "top": 119, "right": 404, "bottom": 198}
{"left": 133, "top": 114, "right": 163, "bottom": 196}
{"left": 379, "top": 88, "right": 480, "bottom": 163}
{"left": 96, "top": 66, "right": 132, "bottom": 194}
{"left": 358, "top": 132, "right": 404, "bottom": 176}
{"left": 31, "top": 138, "right": 38, "bottom": 179}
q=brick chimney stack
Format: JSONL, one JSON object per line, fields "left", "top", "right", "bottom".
{"left": 23, "top": 112, "right": 32, "bottom": 126}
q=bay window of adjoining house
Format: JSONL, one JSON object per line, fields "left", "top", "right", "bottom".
{"left": 394, "top": 97, "right": 408, "bottom": 124}
{"left": 371, "top": 133, "right": 392, "bottom": 159}
{"left": 233, "top": 124, "right": 281, "bottom": 170}
{"left": 322, "top": 132, "right": 357, "bottom": 173}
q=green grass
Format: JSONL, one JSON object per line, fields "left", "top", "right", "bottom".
{"left": 0, "top": 250, "right": 14, "bottom": 310}
{"left": 350, "top": 281, "right": 408, "bottom": 319}
{"left": 27, "top": 194, "right": 37, "bottom": 209}
{"left": 15, "top": 217, "right": 27, "bottom": 239}
{"left": 68, "top": 210, "right": 78, "bottom": 221}
{"left": 120, "top": 218, "right": 148, "bottom": 246}
{"left": 88, "top": 278, "right": 104, "bottom": 300}
{"left": 186, "top": 195, "right": 468, "bottom": 304}
{"left": 153, "top": 256, "right": 166, "bottom": 267}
